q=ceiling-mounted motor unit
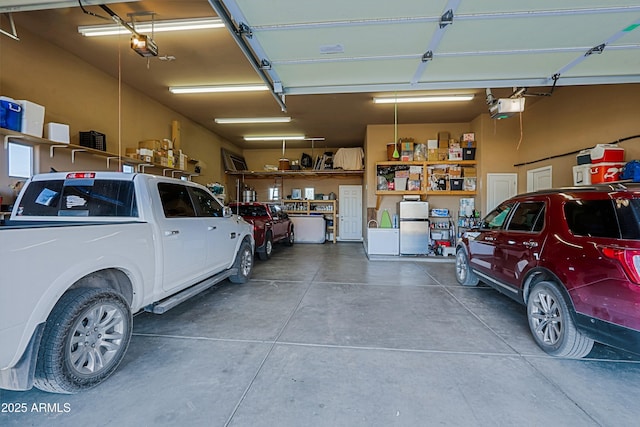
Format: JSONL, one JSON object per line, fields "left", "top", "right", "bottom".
{"left": 489, "top": 98, "right": 525, "bottom": 119}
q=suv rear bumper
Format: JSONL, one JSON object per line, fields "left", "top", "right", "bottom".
{"left": 576, "top": 313, "right": 640, "bottom": 355}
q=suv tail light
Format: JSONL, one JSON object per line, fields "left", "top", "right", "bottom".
{"left": 600, "top": 246, "right": 640, "bottom": 284}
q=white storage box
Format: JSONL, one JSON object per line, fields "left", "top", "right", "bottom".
{"left": 367, "top": 228, "right": 399, "bottom": 255}
{"left": 290, "top": 215, "right": 326, "bottom": 243}
{"left": 17, "top": 100, "right": 45, "bottom": 137}
{"left": 44, "top": 122, "right": 70, "bottom": 143}
{"left": 573, "top": 164, "right": 591, "bottom": 186}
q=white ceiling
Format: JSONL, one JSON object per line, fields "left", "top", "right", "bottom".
{"left": 215, "top": 0, "right": 640, "bottom": 96}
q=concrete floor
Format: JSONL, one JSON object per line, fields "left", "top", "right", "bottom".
{"left": 2, "top": 242, "right": 640, "bottom": 426}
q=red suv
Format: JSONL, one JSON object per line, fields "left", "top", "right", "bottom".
{"left": 229, "top": 202, "right": 294, "bottom": 260}
{"left": 456, "top": 183, "right": 640, "bottom": 358}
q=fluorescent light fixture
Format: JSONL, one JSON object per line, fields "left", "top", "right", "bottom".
{"left": 169, "top": 84, "right": 268, "bottom": 94}
{"left": 244, "top": 136, "right": 305, "bottom": 141}
{"left": 78, "top": 17, "right": 225, "bottom": 37}
{"left": 215, "top": 117, "right": 292, "bottom": 124}
{"left": 373, "top": 95, "right": 474, "bottom": 104}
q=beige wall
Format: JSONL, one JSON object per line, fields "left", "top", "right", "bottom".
{"left": 0, "top": 24, "right": 234, "bottom": 205}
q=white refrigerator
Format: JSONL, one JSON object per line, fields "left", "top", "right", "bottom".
{"left": 399, "top": 201, "right": 430, "bottom": 255}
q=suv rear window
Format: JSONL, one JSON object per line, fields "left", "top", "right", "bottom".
{"left": 565, "top": 199, "right": 640, "bottom": 239}
{"left": 18, "top": 179, "right": 137, "bottom": 217}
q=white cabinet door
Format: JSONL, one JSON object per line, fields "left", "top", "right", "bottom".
{"left": 338, "top": 185, "right": 362, "bottom": 241}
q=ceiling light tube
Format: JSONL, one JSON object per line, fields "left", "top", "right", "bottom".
{"left": 373, "top": 95, "right": 474, "bottom": 104}
{"left": 169, "top": 84, "right": 268, "bottom": 94}
{"left": 244, "top": 136, "right": 305, "bottom": 141}
{"left": 78, "top": 17, "right": 225, "bottom": 37}
{"left": 215, "top": 117, "right": 292, "bottom": 124}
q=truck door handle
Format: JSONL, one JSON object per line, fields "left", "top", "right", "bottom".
{"left": 164, "top": 230, "right": 180, "bottom": 236}
{"left": 208, "top": 226, "right": 216, "bottom": 231}
{"left": 524, "top": 241, "right": 538, "bottom": 248}
{"left": 484, "top": 236, "right": 495, "bottom": 241}
{"left": 230, "top": 232, "right": 237, "bottom": 239}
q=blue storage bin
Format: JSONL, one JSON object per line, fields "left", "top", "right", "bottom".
{"left": 0, "top": 100, "right": 23, "bottom": 131}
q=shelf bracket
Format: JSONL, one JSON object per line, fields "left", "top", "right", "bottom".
{"left": 138, "top": 163, "right": 153, "bottom": 173}
{"left": 106, "top": 156, "right": 120, "bottom": 169}
{"left": 49, "top": 144, "right": 68, "bottom": 158}
{"left": 4, "top": 134, "right": 23, "bottom": 149}
{"left": 163, "top": 168, "right": 172, "bottom": 176}
{"left": 71, "top": 149, "right": 87, "bottom": 163}
{"left": 171, "top": 170, "right": 183, "bottom": 177}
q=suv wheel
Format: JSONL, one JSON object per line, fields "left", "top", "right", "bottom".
{"left": 527, "top": 281, "right": 594, "bottom": 358}
{"left": 455, "top": 249, "right": 479, "bottom": 286}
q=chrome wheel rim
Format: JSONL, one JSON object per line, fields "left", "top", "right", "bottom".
{"left": 265, "top": 239, "right": 273, "bottom": 256}
{"left": 530, "top": 289, "right": 563, "bottom": 345}
{"left": 455, "top": 252, "right": 467, "bottom": 281}
{"left": 240, "top": 247, "right": 253, "bottom": 276}
{"left": 289, "top": 231, "right": 294, "bottom": 244}
{"left": 67, "top": 303, "right": 126, "bottom": 376}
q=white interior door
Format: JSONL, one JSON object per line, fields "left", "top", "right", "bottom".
{"left": 338, "top": 185, "right": 362, "bottom": 241}
{"left": 487, "top": 173, "right": 517, "bottom": 213}
{"left": 527, "top": 166, "right": 552, "bottom": 192}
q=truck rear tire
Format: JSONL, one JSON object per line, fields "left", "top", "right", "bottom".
{"left": 34, "top": 288, "right": 132, "bottom": 394}
{"left": 229, "top": 240, "right": 253, "bottom": 284}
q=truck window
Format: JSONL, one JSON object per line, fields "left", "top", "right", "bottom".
{"left": 190, "top": 186, "right": 224, "bottom": 217}
{"left": 17, "top": 179, "right": 137, "bottom": 217}
{"left": 480, "top": 203, "right": 514, "bottom": 230}
{"left": 158, "top": 183, "right": 196, "bottom": 218}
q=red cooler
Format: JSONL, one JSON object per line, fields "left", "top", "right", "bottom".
{"left": 590, "top": 144, "right": 624, "bottom": 163}
{"left": 590, "top": 162, "right": 625, "bottom": 183}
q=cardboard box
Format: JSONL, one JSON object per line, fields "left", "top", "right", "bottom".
{"left": 448, "top": 147, "right": 463, "bottom": 161}
{"left": 395, "top": 170, "right": 409, "bottom": 178}
{"left": 428, "top": 148, "right": 438, "bottom": 161}
{"left": 125, "top": 148, "right": 138, "bottom": 158}
{"left": 438, "top": 131, "right": 450, "bottom": 143}
{"left": 400, "top": 141, "right": 414, "bottom": 152}
{"left": 427, "top": 139, "right": 438, "bottom": 149}
{"left": 44, "top": 122, "right": 70, "bottom": 143}
{"left": 463, "top": 167, "right": 476, "bottom": 177}
{"left": 138, "top": 139, "right": 161, "bottom": 151}
{"left": 448, "top": 140, "right": 460, "bottom": 149}
{"left": 437, "top": 148, "right": 448, "bottom": 161}
{"left": 462, "top": 132, "right": 475, "bottom": 142}
{"left": 409, "top": 173, "right": 421, "bottom": 181}
{"left": 409, "top": 165, "right": 423, "bottom": 174}
{"left": 449, "top": 166, "right": 462, "bottom": 177}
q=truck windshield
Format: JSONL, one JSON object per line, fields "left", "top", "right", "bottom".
{"left": 17, "top": 179, "right": 138, "bottom": 217}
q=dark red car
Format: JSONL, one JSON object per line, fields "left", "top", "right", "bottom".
{"left": 229, "top": 202, "right": 294, "bottom": 260}
{"left": 456, "top": 183, "right": 640, "bottom": 358}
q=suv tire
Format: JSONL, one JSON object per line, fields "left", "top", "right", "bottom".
{"left": 527, "top": 281, "right": 594, "bottom": 358}
{"left": 455, "top": 249, "right": 479, "bottom": 287}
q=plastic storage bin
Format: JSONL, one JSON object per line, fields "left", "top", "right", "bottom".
{"left": 0, "top": 99, "right": 22, "bottom": 131}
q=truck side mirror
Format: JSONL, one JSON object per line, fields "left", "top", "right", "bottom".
{"left": 223, "top": 206, "right": 233, "bottom": 218}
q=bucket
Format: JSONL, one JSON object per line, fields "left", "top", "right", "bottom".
{"left": 279, "top": 158, "right": 290, "bottom": 170}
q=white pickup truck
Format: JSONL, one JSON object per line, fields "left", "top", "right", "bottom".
{"left": 0, "top": 172, "right": 254, "bottom": 394}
